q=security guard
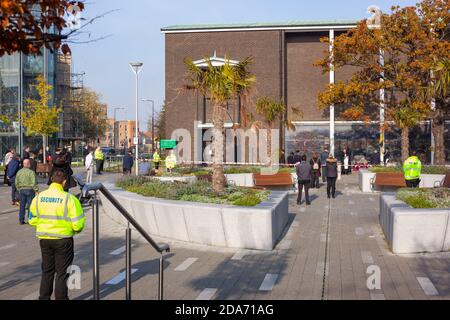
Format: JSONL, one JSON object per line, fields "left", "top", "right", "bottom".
{"left": 29, "top": 170, "right": 85, "bottom": 300}
{"left": 152, "top": 150, "right": 161, "bottom": 170}
{"left": 403, "top": 153, "right": 422, "bottom": 188}
{"left": 165, "top": 151, "right": 177, "bottom": 173}
{"left": 94, "top": 146, "right": 104, "bottom": 175}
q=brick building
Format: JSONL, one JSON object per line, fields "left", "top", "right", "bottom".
{"left": 162, "top": 20, "right": 450, "bottom": 164}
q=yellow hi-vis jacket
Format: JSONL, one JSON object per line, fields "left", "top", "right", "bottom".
{"left": 403, "top": 156, "right": 422, "bottom": 181}
{"left": 153, "top": 152, "right": 161, "bottom": 163}
{"left": 165, "top": 154, "right": 176, "bottom": 169}
{"left": 29, "top": 183, "right": 85, "bottom": 240}
{"left": 94, "top": 149, "right": 104, "bottom": 161}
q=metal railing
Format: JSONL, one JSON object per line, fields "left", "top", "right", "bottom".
{"left": 82, "top": 183, "right": 170, "bottom": 300}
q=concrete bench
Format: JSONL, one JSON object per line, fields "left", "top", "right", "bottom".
{"left": 434, "top": 172, "right": 450, "bottom": 188}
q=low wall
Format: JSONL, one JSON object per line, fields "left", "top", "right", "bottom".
{"left": 359, "top": 170, "right": 445, "bottom": 192}
{"left": 379, "top": 194, "right": 450, "bottom": 254}
{"left": 99, "top": 184, "right": 289, "bottom": 250}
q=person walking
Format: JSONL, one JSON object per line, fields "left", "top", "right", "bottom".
{"left": 296, "top": 155, "right": 312, "bottom": 205}
{"left": 7, "top": 154, "right": 21, "bottom": 206}
{"left": 29, "top": 170, "right": 85, "bottom": 300}
{"left": 29, "top": 152, "right": 38, "bottom": 173}
{"left": 15, "top": 159, "right": 39, "bottom": 225}
{"left": 85, "top": 148, "right": 94, "bottom": 183}
{"left": 152, "top": 150, "right": 161, "bottom": 171}
{"left": 123, "top": 150, "right": 134, "bottom": 175}
{"left": 293, "top": 150, "right": 302, "bottom": 165}
{"left": 403, "top": 153, "right": 422, "bottom": 188}
{"left": 341, "top": 148, "right": 351, "bottom": 175}
{"left": 3, "top": 148, "right": 15, "bottom": 186}
{"left": 326, "top": 154, "right": 338, "bottom": 199}
{"left": 287, "top": 152, "right": 295, "bottom": 165}
{"left": 49, "top": 148, "right": 75, "bottom": 192}
{"left": 310, "top": 152, "right": 321, "bottom": 189}
{"left": 94, "top": 147, "right": 104, "bottom": 175}
{"left": 320, "top": 148, "right": 329, "bottom": 183}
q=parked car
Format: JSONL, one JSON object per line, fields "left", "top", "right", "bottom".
{"left": 101, "top": 147, "right": 116, "bottom": 156}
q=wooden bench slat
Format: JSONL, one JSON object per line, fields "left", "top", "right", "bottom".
{"left": 253, "top": 172, "right": 293, "bottom": 187}
{"left": 373, "top": 172, "right": 406, "bottom": 187}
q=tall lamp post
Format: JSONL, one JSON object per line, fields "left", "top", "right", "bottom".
{"left": 112, "top": 107, "right": 125, "bottom": 150}
{"left": 141, "top": 99, "right": 155, "bottom": 153}
{"left": 129, "top": 62, "right": 143, "bottom": 176}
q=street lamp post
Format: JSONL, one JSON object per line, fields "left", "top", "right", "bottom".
{"left": 141, "top": 99, "right": 155, "bottom": 153}
{"left": 112, "top": 107, "right": 125, "bottom": 150}
{"left": 129, "top": 62, "right": 143, "bottom": 176}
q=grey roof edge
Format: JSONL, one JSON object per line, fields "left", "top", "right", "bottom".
{"left": 161, "top": 19, "right": 360, "bottom": 32}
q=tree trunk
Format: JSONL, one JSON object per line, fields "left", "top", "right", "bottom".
{"left": 43, "top": 135, "right": 47, "bottom": 164}
{"left": 212, "top": 104, "right": 226, "bottom": 193}
{"left": 432, "top": 107, "right": 445, "bottom": 165}
{"left": 401, "top": 127, "right": 409, "bottom": 163}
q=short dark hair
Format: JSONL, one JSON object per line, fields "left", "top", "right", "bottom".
{"left": 51, "top": 170, "right": 67, "bottom": 184}
{"left": 301, "top": 155, "right": 307, "bottom": 161}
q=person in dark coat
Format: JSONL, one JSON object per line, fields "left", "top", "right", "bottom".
{"left": 23, "top": 146, "right": 31, "bottom": 160}
{"left": 340, "top": 148, "right": 352, "bottom": 175}
{"left": 123, "top": 150, "right": 134, "bottom": 174}
{"left": 320, "top": 148, "right": 329, "bottom": 182}
{"left": 293, "top": 150, "right": 302, "bottom": 165}
{"left": 287, "top": 152, "right": 295, "bottom": 165}
{"left": 7, "top": 155, "right": 21, "bottom": 205}
{"left": 29, "top": 152, "right": 38, "bottom": 172}
{"left": 296, "top": 155, "right": 312, "bottom": 205}
{"left": 326, "top": 154, "right": 338, "bottom": 199}
{"left": 309, "top": 152, "right": 321, "bottom": 189}
{"left": 48, "top": 148, "right": 75, "bottom": 192}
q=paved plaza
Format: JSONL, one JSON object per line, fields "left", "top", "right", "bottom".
{"left": 0, "top": 172, "right": 449, "bottom": 300}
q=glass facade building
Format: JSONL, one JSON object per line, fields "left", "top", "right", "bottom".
{"left": 0, "top": 49, "right": 57, "bottom": 159}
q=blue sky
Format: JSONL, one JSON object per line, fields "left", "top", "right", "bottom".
{"left": 70, "top": 0, "right": 418, "bottom": 130}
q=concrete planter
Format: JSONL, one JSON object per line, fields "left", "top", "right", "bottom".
{"left": 153, "top": 176, "right": 197, "bottom": 183}
{"left": 99, "top": 184, "right": 289, "bottom": 250}
{"left": 359, "top": 170, "right": 445, "bottom": 192}
{"left": 379, "top": 193, "right": 450, "bottom": 254}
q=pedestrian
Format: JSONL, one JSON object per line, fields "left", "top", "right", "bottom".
{"left": 123, "top": 150, "right": 134, "bottom": 175}
{"left": 152, "top": 150, "right": 161, "bottom": 171}
{"left": 326, "top": 154, "right": 338, "bottom": 199}
{"left": 3, "top": 148, "right": 15, "bottom": 186}
{"left": 293, "top": 150, "right": 302, "bottom": 165}
{"left": 23, "top": 146, "right": 31, "bottom": 160}
{"left": 85, "top": 148, "right": 94, "bottom": 183}
{"left": 296, "top": 155, "right": 312, "bottom": 205}
{"left": 94, "top": 147, "right": 104, "bottom": 175}
{"left": 310, "top": 152, "right": 321, "bottom": 189}
{"left": 287, "top": 152, "right": 295, "bottom": 165}
{"left": 320, "top": 147, "right": 329, "bottom": 183}
{"left": 82, "top": 146, "right": 89, "bottom": 166}
{"left": 15, "top": 159, "right": 39, "bottom": 225}
{"left": 29, "top": 170, "right": 85, "bottom": 300}
{"left": 384, "top": 148, "right": 391, "bottom": 165}
{"left": 165, "top": 150, "right": 177, "bottom": 173}
{"left": 49, "top": 148, "right": 76, "bottom": 192}
{"left": 341, "top": 148, "right": 351, "bottom": 175}
{"left": 29, "top": 152, "right": 38, "bottom": 173}
{"left": 7, "top": 154, "right": 21, "bottom": 206}
{"left": 403, "top": 152, "right": 422, "bottom": 188}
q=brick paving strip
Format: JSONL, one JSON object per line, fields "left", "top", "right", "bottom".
{"left": 196, "top": 288, "right": 217, "bottom": 300}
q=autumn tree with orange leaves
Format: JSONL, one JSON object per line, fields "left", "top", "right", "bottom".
{"left": 0, "top": 0, "right": 85, "bottom": 56}
{"left": 316, "top": 0, "right": 449, "bottom": 163}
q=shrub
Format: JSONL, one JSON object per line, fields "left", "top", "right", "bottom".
{"left": 370, "top": 166, "right": 449, "bottom": 174}
{"left": 115, "top": 176, "right": 269, "bottom": 207}
{"left": 397, "top": 188, "right": 450, "bottom": 209}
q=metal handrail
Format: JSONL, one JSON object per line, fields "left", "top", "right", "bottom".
{"left": 82, "top": 183, "right": 170, "bottom": 300}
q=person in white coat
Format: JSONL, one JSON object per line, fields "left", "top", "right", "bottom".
{"left": 85, "top": 149, "right": 94, "bottom": 183}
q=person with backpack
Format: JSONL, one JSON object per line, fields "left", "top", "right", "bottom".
{"left": 7, "top": 154, "right": 21, "bottom": 206}
{"left": 310, "top": 152, "right": 321, "bottom": 189}
{"left": 326, "top": 154, "right": 338, "bottom": 199}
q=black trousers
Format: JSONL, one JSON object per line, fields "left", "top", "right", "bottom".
{"left": 39, "top": 238, "right": 74, "bottom": 300}
{"left": 327, "top": 177, "right": 337, "bottom": 198}
{"left": 96, "top": 160, "right": 104, "bottom": 174}
{"left": 406, "top": 179, "right": 420, "bottom": 188}
{"left": 321, "top": 166, "right": 327, "bottom": 182}
{"left": 297, "top": 180, "right": 310, "bottom": 204}
{"left": 311, "top": 171, "right": 320, "bottom": 188}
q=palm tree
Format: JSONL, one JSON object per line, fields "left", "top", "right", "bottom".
{"left": 428, "top": 59, "right": 450, "bottom": 165}
{"left": 391, "top": 106, "right": 424, "bottom": 162}
{"left": 185, "top": 56, "right": 256, "bottom": 193}
{"left": 253, "top": 97, "right": 301, "bottom": 165}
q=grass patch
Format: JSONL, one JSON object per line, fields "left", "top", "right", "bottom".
{"left": 397, "top": 188, "right": 450, "bottom": 209}
{"left": 116, "top": 175, "right": 270, "bottom": 207}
